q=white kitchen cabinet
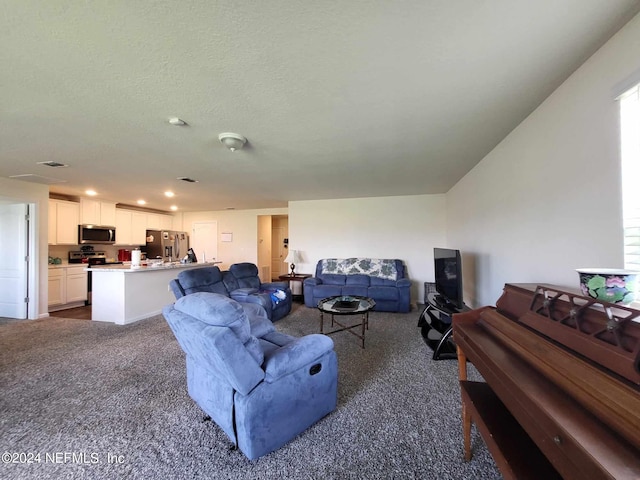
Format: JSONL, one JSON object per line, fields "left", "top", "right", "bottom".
{"left": 80, "top": 198, "right": 117, "bottom": 226}
{"left": 148, "top": 213, "right": 174, "bottom": 230}
{"left": 80, "top": 198, "right": 100, "bottom": 224}
{"left": 48, "top": 265, "right": 88, "bottom": 311}
{"left": 115, "top": 209, "right": 133, "bottom": 245}
{"left": 100, "top": 202, "right": 116, "bottom": 226}
{"left": 48, "top": 268, "right": 65, "bottom": 307}
{"left": 65, "top": 266, "right": 88, "bottom": 303}
{"left": 115, "top": 209, "right": 147, "bottom": 246}
{"left": 146, "top": 213, "right": 161, "bottom": 229}
{"left": 48, "top": 201, "right": 57, "bottom": 244}
{"left": 132, "top": 212, "right": 147, "bottom": 245}
{"left": 49, "top": 200, "right": 80, "bottom": 245}
{"left": 160, "top": 215, "right": 173, "bottom": 230}
{"left": 114, "top": 208, "right": 173, "bottom": 246}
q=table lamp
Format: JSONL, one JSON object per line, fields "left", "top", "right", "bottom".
{"left": 284, "top": 249, "right": 299, "bottom": 276}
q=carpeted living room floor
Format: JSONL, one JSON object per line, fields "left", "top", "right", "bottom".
{"left": 0, "top": 303, "right": 500, "bottom": 479}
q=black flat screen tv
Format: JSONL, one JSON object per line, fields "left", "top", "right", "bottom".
{"left": 434, "top": 247, "right": 463, "bottom": 310}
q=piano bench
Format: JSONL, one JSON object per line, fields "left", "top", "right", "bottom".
{"left": 460, "top": 381, "right": 560, "bottom": 480}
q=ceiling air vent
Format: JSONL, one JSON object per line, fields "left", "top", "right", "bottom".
{"left": 37, "top": 161, "right": 68, "bottom": 168}
{"left": 177, "top": 177, "right": 198, "bottom": 183}
{"left": 9, "top": 174, "right": 67, "bottom": 185}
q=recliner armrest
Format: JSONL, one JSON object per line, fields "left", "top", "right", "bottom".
{"left": 169, "top": 279, "right": 186, "bottom": 299}
{"left": 304, "top": 277, "right": 322, "bottom": 286}
{"left": 396, "top": 278, "right": 411, "bottom": 288}
{"left": 263, "top": 334, "right": 334, "bottom": 383}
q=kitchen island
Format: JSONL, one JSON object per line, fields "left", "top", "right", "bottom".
{"left": 88, "top": 262, "right": 221, "bottom": 325}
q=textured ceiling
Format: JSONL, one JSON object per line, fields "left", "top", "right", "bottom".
{"left": 2, "top": 1, "right": 639, "bottom": 212}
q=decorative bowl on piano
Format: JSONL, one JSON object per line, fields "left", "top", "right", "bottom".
{"left": 576, "top": 268, "right": 640, "bottom": 305}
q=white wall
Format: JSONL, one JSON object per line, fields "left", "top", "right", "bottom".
{"left": 181, "top": 207, "right": 288, "bottom": 270}
{"left": 0, "top": 177, "right": 49, "bottom": 318}
{"left": 288, "top": 195, "right": 447, "bottom": 304}
{"left": 446, "top": 13, "right": 640, "bottom": 308}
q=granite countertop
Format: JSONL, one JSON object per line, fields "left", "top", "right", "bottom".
{"left": 49, "top": 262, "right": 89, "bottom": 269}
{"left": 87, "top": 261, "right": 222, "bottom": 273}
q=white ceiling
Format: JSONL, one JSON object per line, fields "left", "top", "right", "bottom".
{"left": 2, "top": 1, "right": 639, "bottom": 212}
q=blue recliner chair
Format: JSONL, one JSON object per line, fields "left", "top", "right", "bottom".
{"left": 163, "top": 292, "right": 338, "bottom": 460}
{"left": 223, "top": 262, "right": 292, "bottom": 321}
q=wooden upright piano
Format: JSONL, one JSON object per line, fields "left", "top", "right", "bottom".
{"left": 453, "top": 283, "right": 640, "bottom": 480}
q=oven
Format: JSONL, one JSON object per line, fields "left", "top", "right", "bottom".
{"left": 69, "top": 250, "right": 106, "bottom": 306}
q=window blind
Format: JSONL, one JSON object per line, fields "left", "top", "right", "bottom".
{"left": 620, "top": 84, "right": 640, "bottom": 270}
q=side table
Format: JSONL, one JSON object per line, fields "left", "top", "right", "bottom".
{"left": 278, "top": 273, "right": 311, "bottom": 302}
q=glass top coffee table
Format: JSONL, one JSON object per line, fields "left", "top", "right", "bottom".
{"left": 317, "top": 295, "right": 376, "bottom": 348}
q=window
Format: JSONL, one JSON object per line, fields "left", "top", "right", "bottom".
{"left": 619, "top": 84, "right": 640, "bottom": 270}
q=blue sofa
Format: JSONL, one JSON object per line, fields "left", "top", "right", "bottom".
{"left": 304, "top": 258, "right": 411, "bottom": 312}
{"left": 170, "top": 263, "right": 292, "bottom": 321}
{"left": 163, "top": 292, "right": 338, "bottom": 460}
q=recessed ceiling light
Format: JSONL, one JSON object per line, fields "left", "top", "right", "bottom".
{"left": 164, "top": 191, "right": 175, "bottom": 198}
{"left": 168, "top": 117, "right": 187, "bottom": 126}
{"left": 170, "top": 205, "right": 178, "bottom": 211}
{"left": 137, "top": 199, "right": 146, "bottom": 205}
{"left": 85, "top": 189, "right": 97, "bottom": 196}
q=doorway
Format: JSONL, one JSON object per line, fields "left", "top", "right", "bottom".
{"left": 191, "top": 221, "right": 218, "bottom": 263}
{"left": 0, "top": 203, "right": 29, "bottom": 319}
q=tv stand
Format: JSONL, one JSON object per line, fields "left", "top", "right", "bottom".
{"left": 418, "top": 291, "right": 468, "bottom": 360}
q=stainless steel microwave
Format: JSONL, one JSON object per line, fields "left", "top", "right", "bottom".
{"left": 78, "top": 225, "right": 116, "bottom": 244}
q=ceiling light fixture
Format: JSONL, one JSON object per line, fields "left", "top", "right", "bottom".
{"left": 137, "top": 200, "right": 146, "bottom": 205}
{"left": 168, "top": 117, "right": 187, "bottom": 126}
{"left": 85, "top": 189, "right": 97, "bottom": 196}
{"left": 170, "top": 205, "right": 178, "bottom": 211}
{"left": 164, "top": 191, "right": 175, "bottom": 198}
{"left": 218, "top": 132, "right": 247, "bottom": 152}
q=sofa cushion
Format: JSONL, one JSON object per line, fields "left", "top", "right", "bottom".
{"left": 229, "top": 263, "right": 262, "bottom": 289}
{"left": 343, "top": 286, "right": 368, "bottom": 297}
{"left": 312, "top": 285, "right": 343, "bottom": 298}
{"left": 368, "top": 286, "right": 399, "bottom": 301}
{"left": 178, "top": 266, "right": 229, "bottom": 296}
{"left": 370, "top": 277, "right": 397, "bottom": 286}
{"left": 242, "top": 303, "right": 275, "bottom": 338}
{"left": 321, "top": 274, "right": 347, "bottom": 285}
{"left": 346, "top": 274, "right": 370, "bottom": 286}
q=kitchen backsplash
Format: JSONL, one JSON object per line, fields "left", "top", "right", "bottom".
{"left": 48, "top": 245, "right": 143, "bottom": 263}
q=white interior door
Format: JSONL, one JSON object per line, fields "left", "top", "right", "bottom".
{"left": 0, "top": 203, "right": 28, "bottom": 318}
{"left": 191, "top": 221, "right": 218, "bottom": 263}
{"left": 271, "top": 227, "right": 288, "bottom": 277}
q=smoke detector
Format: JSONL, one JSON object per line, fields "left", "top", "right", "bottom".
{"left": 218, "top": 133, "right": 247, "bottom": 152}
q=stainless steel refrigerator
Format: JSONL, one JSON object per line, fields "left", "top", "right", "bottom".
{"left": 145, "top": 230, "right": 189, "bottom": 262}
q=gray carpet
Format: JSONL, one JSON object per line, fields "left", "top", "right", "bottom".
{"left": 0, "top": 304, "right": 500, "bottom": 479}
